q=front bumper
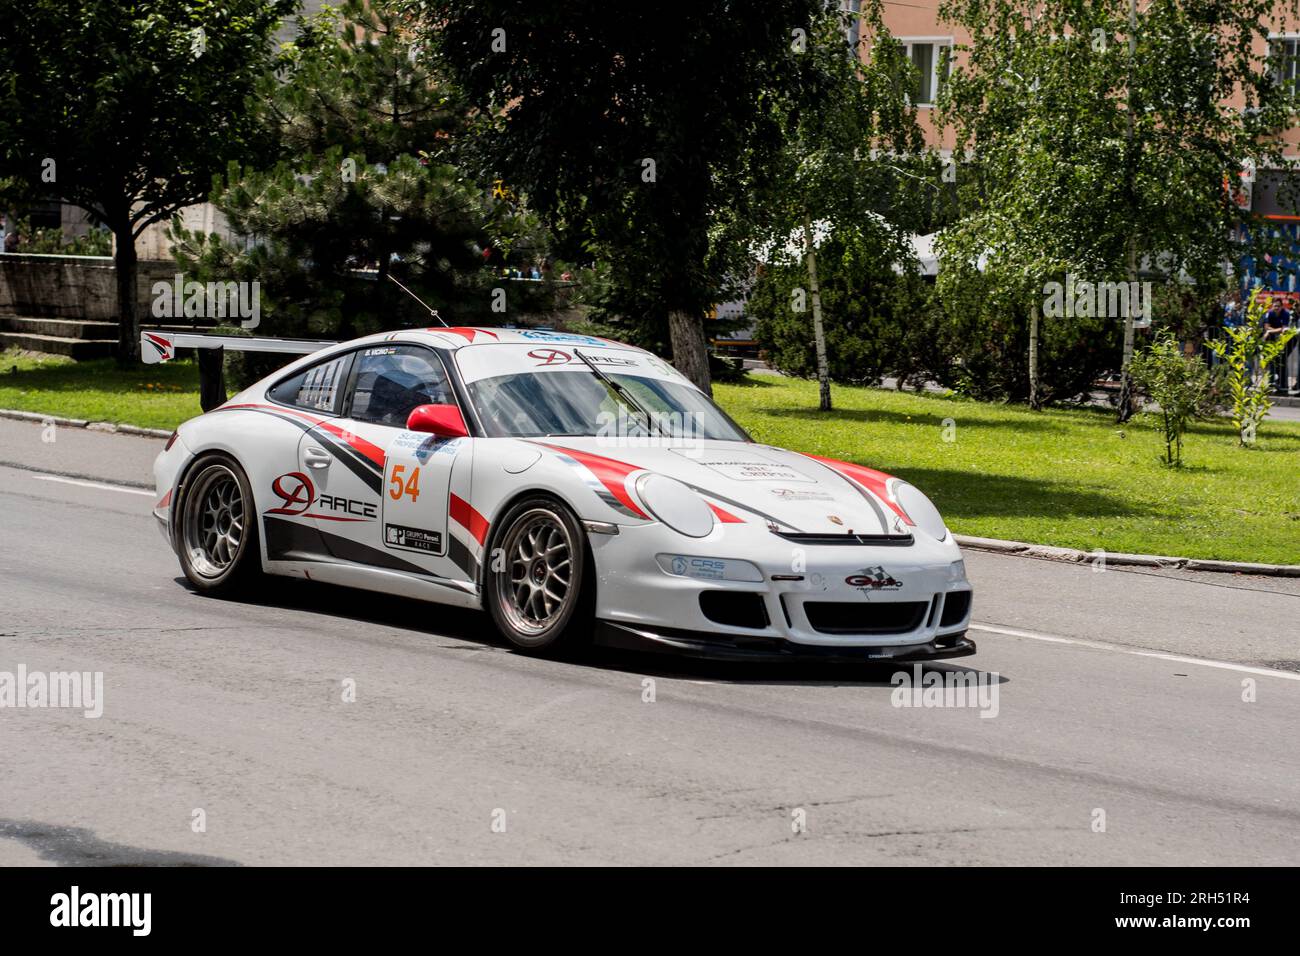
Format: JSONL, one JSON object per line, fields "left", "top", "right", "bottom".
{"left": 595, "top": 620, "right": 976, "bottom": 663}
{"left": 587, "top": 519, "right": 973, "bottom": 650}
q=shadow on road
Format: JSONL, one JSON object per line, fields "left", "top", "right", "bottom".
{"left": 0, "top": 819, "right": 240, "bottom": 867}
{"left": 176, "top": 576, "right": 1007, "bottom": 689}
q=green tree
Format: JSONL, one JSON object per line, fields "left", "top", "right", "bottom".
{"left": 169, "top": 0, "right": 533, "bottom": 370}
{"left": 937, "top": 0, "right": 1298, "bottom": 416}
{"left": 0, "top": 0, "right": 293, "bottom": 363}
{"left": 747, "top": 4, "right": 928, "bottom": 410}
{"left": 409, "top": 0, "right": 826, "bottom": 395}
{"left": 1129, "top": 330, "right": 1217, "bottom": 466}
{"left": 1207, "top": 289, "right": 1298, "bottom": 446}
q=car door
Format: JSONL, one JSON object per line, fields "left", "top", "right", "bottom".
{"left": 296, "top": 344, "right": 476, "bottom": 586}
{"left": 260, "top": 349, "right": 356, "bottom": 566}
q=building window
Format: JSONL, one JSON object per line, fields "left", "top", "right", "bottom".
{"left": 841, "top": 0, "right": 861, "bottom": 50}
{"left": 1272, "top": 35, "right": 1300, "bottom": 97}
{"left": 898, "top": 38, "right": 952, "bottom": 107}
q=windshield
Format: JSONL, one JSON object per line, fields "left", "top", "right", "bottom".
{"left": 466, "top": 369, "right": 750, "bottom": 441}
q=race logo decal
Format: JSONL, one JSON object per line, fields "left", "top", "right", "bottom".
{"left": 528, "top": 348, "right": 570, "bottom": 366}
{"left": 267, "top": 472, "right": 373, "bottom": 522}
{"left": 268, "top": 472, "right": 315, "bottom": 516}
{"left": 845, "top": 566, "right": 903, "bottom": 591}
{"left": 142, "top": 332, "right": 174, "bottom": 362}
{"left": 385, "top": 523, "right": 443, "bottom": 555}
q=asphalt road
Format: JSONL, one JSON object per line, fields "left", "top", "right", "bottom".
{"left": 1, "top": 417, "right": 1298, "bottom": 865}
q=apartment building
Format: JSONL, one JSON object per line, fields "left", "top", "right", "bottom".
{"left": 869, "top": 0, "right": 1300, "bottom": 297}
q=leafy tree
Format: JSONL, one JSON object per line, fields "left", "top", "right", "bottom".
{"left": 1129, "top": 330, "right": 1217, "bottom": 465}
{"left": 170, "top": 0, "right": 534, "bottom": 383}
{"left": 409, "top": 0, "right": 826, "bottom": 394}
{"left": 937, "top": 0, "right": 1299, "bottom": 416}
{"left": 750, "top": 230, "right": 944, "bottom": 389}
{"left": 1207, "top": 289, "right": 1298, "bottom": 445}
{"left": 0, "top": 0, "right": 293, "bottom": 363}
{"left": 746, "top": 4, "right": 928, "bottom": 409}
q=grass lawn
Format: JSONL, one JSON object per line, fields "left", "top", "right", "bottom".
{"left": 0, "top": 348, "right": 203, "bottom": 432}
{"left": 2, "top": 348, "right": 1296, "bottom": 563}
{"left": 716, "top": 375, "right": 1300, "bottom": 565}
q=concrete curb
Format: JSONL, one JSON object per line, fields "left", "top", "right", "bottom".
{"left": 954, "top": 534, "right": 1300, "bottom": 578}
{"left": 0, "top": 408, "right": 172, "bottom": 439}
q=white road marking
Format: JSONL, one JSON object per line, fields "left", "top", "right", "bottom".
{"left": 31, "top": 474, "right": 154, "bottom": 497}
{"left": 971, "top": 622, "right": 1300, "bottom": 682}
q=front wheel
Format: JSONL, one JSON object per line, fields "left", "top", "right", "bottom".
{"left": 176, "top": 454, "right": 262, "bottom": 594}
{"left": 486, "top": 496, "right": 593, "bottom": 654}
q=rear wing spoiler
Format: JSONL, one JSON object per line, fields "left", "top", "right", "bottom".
{"left": 141, "top": 330, "right": 337, "bottom": 365}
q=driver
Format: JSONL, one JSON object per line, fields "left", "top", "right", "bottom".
{"left": 367, "top": 368, "right": 434, "bottom": 427}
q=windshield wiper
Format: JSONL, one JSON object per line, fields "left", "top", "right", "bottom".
{"left": 572, "top": 349, "right": 667, "bottom": 439}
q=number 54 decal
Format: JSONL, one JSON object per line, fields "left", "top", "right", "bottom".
{"left": 388, "top": 464, "right": 421, "bottom": 502}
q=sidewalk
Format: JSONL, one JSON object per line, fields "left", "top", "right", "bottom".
{"left": 0, "top": 415, "right": 162, "bottom": 488}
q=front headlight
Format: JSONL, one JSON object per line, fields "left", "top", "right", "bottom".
{"left": 635, "top": 474, "right": 714, "bottom": 538}
{"left": 893, "top": 481, "right": 949, "bottom": 541}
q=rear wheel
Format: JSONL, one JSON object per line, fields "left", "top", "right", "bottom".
{"left": 177, "top": 454, "right": 262, "bottom": 594}
{"left": 487, "top": 496, "right": 593, "bottom": 654}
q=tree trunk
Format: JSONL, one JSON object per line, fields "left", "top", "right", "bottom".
{"left": 1028, "top": 298, "right": 1041, "bottom": 410}
{"left": 1116, "top": 0, "right": 1138, "bottom": 423}
{"left": 803, "top": 210, "right": 832, "bottom": 411}
{"left": 668, "top": 310, "right": 712, "bottom": 396}
{"left": 113, "top": 224, "right": 139, "bottom": 366}
{"left": 1116, "top": 239, "right": 1138, "bottom": 422}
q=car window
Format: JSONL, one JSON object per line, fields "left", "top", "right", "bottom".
{"left": 465, "top": 369, "right": 749, "bottom": 440}
{"left": 268, "top": 353, "right": 351, "bottom": 413}
{"left": 348, "top": 345, "right": 455, "bottom": 428}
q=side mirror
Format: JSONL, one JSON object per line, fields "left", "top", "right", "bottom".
{"left": 406, "top": 403, "right": 468, "bottom": 439}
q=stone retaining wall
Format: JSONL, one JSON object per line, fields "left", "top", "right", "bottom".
{"left": 0, "top": 253, "right": 175, "bottom": 320}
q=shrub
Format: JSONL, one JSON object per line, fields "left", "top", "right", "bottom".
{"left": 1129, "top": 331, "right": 1217, "bottom": 466}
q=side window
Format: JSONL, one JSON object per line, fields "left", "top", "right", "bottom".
{"left": 348, "top": 346, "right": 455, "bottom": 428}
{"left": 268, "top": 353, "right": 351, "bottom": 413}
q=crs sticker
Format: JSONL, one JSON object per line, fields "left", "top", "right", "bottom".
{"left": 845, "top": 566, "right": 903, "bottom": 591}
{"left": 656, "top": 554, "right": 763, "bottom": 583}
{"left": 268, "top": 472, "right": 315, "bottom": 515}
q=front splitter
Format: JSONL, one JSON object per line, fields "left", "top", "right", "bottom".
{"left": 594, "top": 621, "right": 976, "bottom": 663}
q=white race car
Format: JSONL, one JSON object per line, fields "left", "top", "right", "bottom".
{"left": 146, "top": 327, "right": 974, "bottom": 661}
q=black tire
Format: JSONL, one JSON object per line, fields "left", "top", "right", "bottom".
{"left": 485, "top": 495, "right": 594, "bottom": 654}
{"left": 175, "top": 453, "right": 262, "bottom": 595}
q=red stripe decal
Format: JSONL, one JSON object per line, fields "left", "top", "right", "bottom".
{"left": 536, "top": 443, "right": 648, "bottom": 518}
{"left": 219, "top": 404, "right": 385, "bottom": 471}
{"left": 708, "top": 503, "right": 745, "bottom": 523}
{"left": 318, "top": 421, "right": 386, "bottom": 469}
{"left": 438, "top": 327, "right": 499, "bottom": 342}
{"left": 449, "top": 493, "right": 490, "bottom": 546}
{"left": 803, "top": 454, "right": 910, "bottom": 524}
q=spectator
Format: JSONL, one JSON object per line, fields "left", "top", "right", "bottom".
{"left": 1223, "top": 298, "right": 1243, "bottom": 327}
{"left": 1262, "top": 299, "right": 1293, "bottom": 394}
